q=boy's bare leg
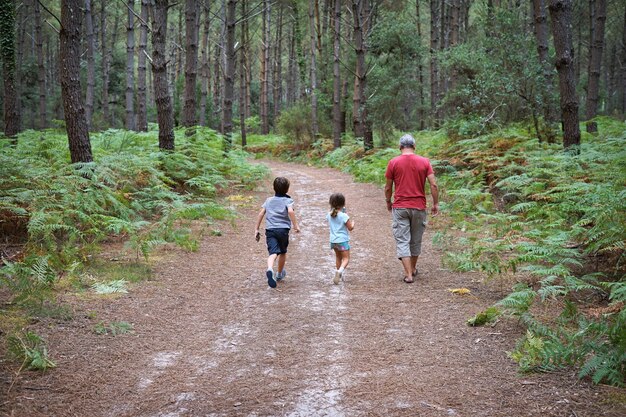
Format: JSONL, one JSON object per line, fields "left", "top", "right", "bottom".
{"left": 267, "top": 253, "right": 278, "bottom": 271}
{"left": 277, "top": 253, "right": 286, "bottom": 273}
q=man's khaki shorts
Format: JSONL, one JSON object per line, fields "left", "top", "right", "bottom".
{"left": 391, "top": 208, "right": 427, "bottom": 258}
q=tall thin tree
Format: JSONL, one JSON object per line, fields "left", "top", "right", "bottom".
{"left": 585, "top": 0, "right": 606, "bottom": 132}
{"left": 548, "top": 0, "right": 581, "bottom": 150}
{"left": 60, "top": 0, "right": 93, "bottom": 162}
{"left": 152, "top": 0, "right": 175, "bottom": 150}
{"left": 309, "top": 0, "right": 319, "bottom": 138}
{"left": 260, "top": 0, "right": 271, "bottom": 134}
{"left": 101, "top": 0, "right": 111, "bottom": 125}
{"left": 182, "top": 0, "right": 200, "bottom": 128}
{"left": 239, "top": 0, "right": 247, "bottom": 147}
{"left": 222, "top": 0, "right": 237, "bottom": 152}
{"left": 0, "top": 0, "right": 20, "bottom": 139}
{"left": 84, "top": 0, "right": 96, "bottom": 130}
{"left": 332, "top": 0, "right": 341, "bottom": 148}
{"left": 137, "top": 0, "right": 150, "bottom": 132}
{"left": 35, "top": 0, "right": 47, "bottom": 129}
{"left": 126, "top": 0, "right": 136, "bottom": 130}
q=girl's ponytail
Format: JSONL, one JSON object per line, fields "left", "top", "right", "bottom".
{"left": 329, "top": 193, "right": 345, "bottom": 218}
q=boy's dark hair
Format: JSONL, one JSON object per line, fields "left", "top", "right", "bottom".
{"left": 329, "top": 193, "right": 345, "bottom": 217}
{"left": 273, "top": 177, "right": 290, "bottom": 194}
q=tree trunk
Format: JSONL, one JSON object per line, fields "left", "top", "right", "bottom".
{"left": 222, "top": 0, "right": 236, "bottom": 153}
{"left": 585, "top": 0, "right": 606, "bottom": 132}
{"left": 309, "top": 0, "right": 319, "bottom": 138}
{"left": 532, "top": 0, "right": 557, "bottom": 124}
{"left": 548, "top": 0, "right": 581, "bottom": 151}
{"left": 34, "top": 0, "right": 46, "bottom": 129}
{"left": 622, "top": 5, "right": 626, "bottom": 118}
{"left": 152, "top": 0, "right": 175, "bottom": 150}
{"left": 260, "top": 0, "right": 270, "bottom": 134}
{"left": 0, "top": 0, "right": 20, "bottom": 139}
{"left": 84, "top": 0, "right": 96, "bottom": 130}
{"left": 60, "top": 0, "right": 93, "bottom": 162}
{"left": 287, "top": 16, "right": 297, "bottom": 106}
{"left": 352, "top": 0, "right": 363, "bottom": 137}
{"left": 239, "top": 0, "right": 247, "bottom": 147}
{"left": 101, "top": 0, "right": 110, "bottom": 125}
{"left": 199, "top": 3, "right": 210, "bottom": 127}
{"left": 273, "top": 5, "right": 283, "bottom": 120}
{"left": 332, "top": 0, "right": 341, "bottom": 148}
{"left": 126, "top": 0, "right": 136, "bottom": 130}
{"left": 430, "top": 0, "right": 440, "bottom": 126}
{"left": 182, "top": 0, "right": 200, "bottom": 128}
{"left": 351, "top": 0, "right": 372, "bottom": 150}
{"left": 416, "top": 0, "right": 425, "bottom": 130}
{"left": 292, "top": 1, "right": 307, "bottom": 100}
{"left": 136, "top": 0, "right": 149, "bottom": 132}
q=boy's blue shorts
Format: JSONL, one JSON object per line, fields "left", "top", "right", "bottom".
{"left": 266, "top": 228, "right": 290, "bottom": 255}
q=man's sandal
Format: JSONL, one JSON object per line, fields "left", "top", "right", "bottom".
{"left": 403, "top": 276, "right": 414, "bottom": 284}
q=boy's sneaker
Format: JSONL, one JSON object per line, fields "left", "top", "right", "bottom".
{"left": 267, "top": 270, "right": 276, "bottom": 288}
{"left": 276, "top": 270, "right": 286, "bottom": 281}
{"left": 333, "top": 270, "right": 342, "bottom": 285}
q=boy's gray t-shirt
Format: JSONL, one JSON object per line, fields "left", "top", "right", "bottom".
{"left": 263, "top": 196, "right": 294, "bottom": 229}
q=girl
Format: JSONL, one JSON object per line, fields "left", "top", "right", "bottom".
{"left": 326, "top": 193, "right": 355, "bottom": 284}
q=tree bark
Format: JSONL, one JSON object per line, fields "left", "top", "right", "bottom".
{"left": 199, "top": 3, "right": 211, "bottom": 127}
{"left": 152, "top": 0, "right": 175, "bottom": 150}
{"left": 585, "top": 0, "right": 606, "bottom": 131}
{"left": 260, "top": 0, "right": 270, "bottom": 134}
{"left": 222, "top": 0, "right": 236, "bottom": 153}
{"left": 34, "top": 0, "right": 46, "bottom": 129}
{"left": 85, "top": 0, "right": 96, "bottom": 130}
{"left": 273, "top": 4, "right": 283, "bottom": 120}
{"left": 532, "top": 0, "right": 557, "bottom": 124}
{"left": 351, "top": 0, "right": 372, "bottom": 150}
{"left": 136, "top": 0, "right": 149, "bottom": 132}
{"left": 548, "top": 0, "right": 581, "bottom": 151}
{"left": 239, "top": 0, "right": 247, "bottom": 147}
{"left": 126, "top": 0, "right": 136, "bottom": 130}
{"left": 309, "top": 0, "right": 319, "bottom": 138}
{"left": 332, "top": 0, "right": 341, "bottom": 148}
{"left": 430, "top": 0, "right": 440, "bottom": 126}
{"left": 101, "top": 0, "right": 110, "bottom": 125}
{"left": 60, "top": 0, "right": 93, "bottom": 162}
{"left": 0, "top": 0, "right": 20, "bottom": 139}
{"left": 182, "top": 0, "right": 200, "bottom": 128}
{"left": 415, "top": 0, "right": 425, "bottom": 130}
{"left": 622, "top": 5, "right": 626, "bottom": 118}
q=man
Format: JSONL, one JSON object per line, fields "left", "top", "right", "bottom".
{"left": 384, "top": 134, "right": 439, "bottom": 283}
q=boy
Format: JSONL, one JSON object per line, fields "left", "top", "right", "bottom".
{"left": 255, "top": 177, "right": 300, "bottom": 288}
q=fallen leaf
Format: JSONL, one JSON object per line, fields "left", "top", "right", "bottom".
{"left": 448, "top": 288, "right": 471, "bottom": 295}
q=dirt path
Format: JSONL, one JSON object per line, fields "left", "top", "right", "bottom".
{"left": 2, "top": 160, "right": 624, "bottom": 417}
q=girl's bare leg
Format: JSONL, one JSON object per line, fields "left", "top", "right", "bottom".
{"left": 334, "top": 249, "right": 342, "bottom": 269}
{"left": 340, "top": 250, "right": 350, "bottom": 270}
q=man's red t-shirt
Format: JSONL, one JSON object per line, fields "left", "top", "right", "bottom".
{"left": 385, "top": 154, "right": 434, "bottom": 210}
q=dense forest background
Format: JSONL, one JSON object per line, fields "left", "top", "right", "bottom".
{"left": 0, "top": 0, "right": 624, "bottom": 149}
{"left": 0, "top": 0, "right": 625, "bottom": 392}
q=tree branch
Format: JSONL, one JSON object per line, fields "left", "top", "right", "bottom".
{"left": 118, "top": 0, "right": 151, "bottom": 32}
{"left": 36, "top": 0, "right": 61, "bottom": 28}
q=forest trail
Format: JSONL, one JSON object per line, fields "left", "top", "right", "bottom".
{"left": 2, "top": 160, "right": 624, "bottom": 417}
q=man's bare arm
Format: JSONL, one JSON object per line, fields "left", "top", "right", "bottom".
{"left": 427, "top": 173, "right": 439, "bottom": 215}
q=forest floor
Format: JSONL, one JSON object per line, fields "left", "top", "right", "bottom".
{"left": 1, "top": 160, "right": 625, "bottom": 417}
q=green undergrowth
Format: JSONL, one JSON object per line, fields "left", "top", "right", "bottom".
{"left": 0, "top": 125, "right": 268, "bottom": 367}
{"left": 248, "top": 117, "right": 625, "bottom": 386}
